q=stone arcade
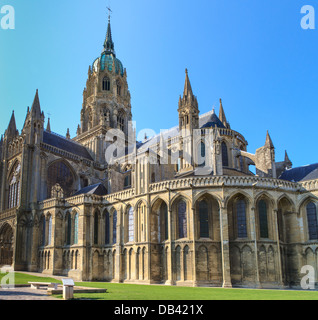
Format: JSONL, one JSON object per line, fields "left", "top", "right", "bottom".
{"left": 1, "top": 14, "right": 318, "bottom": 289}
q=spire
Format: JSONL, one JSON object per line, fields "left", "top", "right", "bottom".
{"left": 66, "top": 128, "right": 70, "bottom": 140}
{"left": 265, "top": 130, "right": 274, "bottom": 149}
{"left": 103, "top": 14, "right": 115, "bottom": 55}
{"left": 219, "top": 99, "right": 227, "bottom": 126}
{"left": 284, "top": 150, "right": 292, "bottom": 168}
{"left": 6, "top": 111, "right": 18, "bottom": 137}
{"left": 46, "top": 117, "right": 51, "bottom": 132}
{"left": 30, "top": 89, "right": 42, "bottom": 119}
{"left": 183, "top": 68, "right": 193, "bottom": 98}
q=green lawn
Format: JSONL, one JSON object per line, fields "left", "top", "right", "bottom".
{"left": 1, "top": 272, "right": 318, "bottom": 300}
{"left": 0, "top": 272, "right": 62, "bottom": 286}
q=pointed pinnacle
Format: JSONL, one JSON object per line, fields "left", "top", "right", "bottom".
{"left": 265, "top": 131, "right": 274, "bottom": 149}
{"left": 46, "top": 118, "right": 51, "bottom": 132}
{"left": 219, "top": 98, "right": 227, "bottom": 125}
{"left": 183, "top": 68, "right": 193, "bottom": 98}
{"left": 31, "top": 89, "right": 41, "bottom": 118}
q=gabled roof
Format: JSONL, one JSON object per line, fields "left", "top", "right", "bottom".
{"left": 200, "top": 111, "right": 226, "bottom": 129}
{"left": 43, "top": 130, "right": 93, "bottom": 161}
{"left": 279, "top": 163, "right": 318, "bottom": 182}
{"left": 73, "top": 183, "right": 108, "bottom": 196}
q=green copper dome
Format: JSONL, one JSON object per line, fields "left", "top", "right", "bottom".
{"left": 92, "top": 54, "right": 124, "bottom": 76}
{"left": 92, "top": 17, "right": 124, "bottom": 76}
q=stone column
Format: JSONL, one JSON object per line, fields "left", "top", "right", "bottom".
{"left": 219, "top": 205, "right": 232, "bottom": 288}
{"left": 166, "top": 207, "right": 174, "bottom": 285}
{"left": 273, "top": 208, "right": 284, "bottom": 287}
{"left": 250, "top": 206, "right": 261, "bottom": 288}
{"left": 115, "top": 206, "right": 123, "bottom": 282}
{"left": 191, "top": 206, "right": 197, "bottom": 285}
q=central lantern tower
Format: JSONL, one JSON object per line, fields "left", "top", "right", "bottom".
{"left": 74, "top": 14, "right": 132, "bottom": 164}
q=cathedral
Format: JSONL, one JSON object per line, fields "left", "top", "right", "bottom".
{"left": 1, "top": 14, "right": 318, "bottom": 289}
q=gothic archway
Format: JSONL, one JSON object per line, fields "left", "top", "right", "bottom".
{"left": 0, "top": 223, "right": 14, "bottom": 266}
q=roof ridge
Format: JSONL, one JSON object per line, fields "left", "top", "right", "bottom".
{"left": 44, "top": 129, "right": 84, "bottom": 147}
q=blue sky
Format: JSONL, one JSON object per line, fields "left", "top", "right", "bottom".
{"left": 0, "top": 0, "right": 317, "bottom": 168}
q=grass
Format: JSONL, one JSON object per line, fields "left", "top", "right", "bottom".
{"left": 0, "top": 272, "right": 62, "bottom": 286}
{"left": 1, "top": 272, "right": 318, "bottom": 300}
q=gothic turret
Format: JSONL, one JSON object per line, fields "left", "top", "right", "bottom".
{"left": 5, "top": 111, "right": 18, "bottom": 140}
{"left": 75, "top": 14, "right": 132, "bottom": 164}
{"left": 219, "top": 99, "right": 230, "bottom": 129}
{"left": 22, "top": 90, "right": 45, "bottom": 144}
{"left": 255, "top": 131, "right": 277, "bottom": 178}
{"left": 178, "top": 69, "right": 199, "bottom": 132}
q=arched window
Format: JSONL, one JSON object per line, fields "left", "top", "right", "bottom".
{"left": 198, "top": 142, "right": 206, "bottom": 167}
{"left": 47, "top": 161, "right": 74, "bottom": 199}
{"left": 117, "top": 111, "right": 125, "bottom": 132}
{"left": 137, "top": 203, "right": 146, "bottom": 242}
{"left": 128, "top": 207, "right": 134, "bottom": 242}
{"left": 74, "top": 213, "right": 79, "bottom": 245}
{"left": 160, "top": 202, "right": 168, "bottom": 242}
{"left": 258, "top": 200, "right": 269, "bottom": 238}
{"left": 306, "top": 202, "right": 318, "bottom": 240}
{"left": 48, "top": 216, "right": 52, "bottom": 246}
{"left": 42, "top": 217, "right": 46, "bottom": 247}
{"left": 102, "top": 77, "right": 110, "bottom": 91}
{"left": 199, "top": 200, "right": 209, "bottom": 238}
{"left": 222, "top": 142, "right": 229, "bottom": 167}
{"left": 236, "top": 199, "right": 247, "bottom": 238}
{"left": 113, "top": 211, "right": 117, "bottom": 244}
{"left": 94, "top": 212, "right": 99, "bottom": 245}
{"left": 66, "top": 212, "right": 72, "bottom": 245}
{"left": 124, "top": 173, "right": 131, "bottom": 189}
{"left": 117, "top": 81, "right": 122, "bottom": 96}
{"left": 8, "top": 162, "right": 21, "bottom": 209}
{"left": 178, "top": 200, "right": 187, "bottom": 239}
{"left": 105, "top": 211, "right": 110, "bottom": 245}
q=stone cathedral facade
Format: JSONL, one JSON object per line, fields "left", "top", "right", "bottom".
{"left": 1, "top": 16, "right": 318, "bottom": 289}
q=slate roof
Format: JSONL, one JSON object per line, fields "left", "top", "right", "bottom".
{"left": 43, "top": 130, "right": 93, "bottom": 161}
{"left": 200, "top": 112, "right": 226, "bottom": 129}
{"left": 279, "top": 163, "right": 318, "bottom": 182}
{"left": 73, "top": 183, "right": 108, "bottom": 196}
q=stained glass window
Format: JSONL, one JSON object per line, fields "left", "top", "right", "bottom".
{"left": 198, "top": 142, "right": 206, "bottom": 167}
{"left": 94, "top": 212, "right": 99, "bottom": 245}
{"left": 237, "top": 199, "right": 247, "bottom": 238}
{"left": 113, "top": 211, "right": 117, "bottom": 244}
{"left": 199, "top": 200, "right": 209, "bottom": 238}
{"left": 47, "top": 161, "right": 74, "bottom": 199}
{"left": 66, "top": 213, "right": 72, "bottom": 245}
{"left": 178, "top": 201, "right": 187, "bottom": 239}
{"left": 8, "top": 162, "right": 21, "bottom": 209}
{"left": 307, "top": 202, "right": 318, "bottom": 240}
{"left": 48, "top": 216, "right": 52, "bottom": 246}
{"left": 128, "top": 207, "right": 134, "bottom": 242}
{"left": 161, "top": 202, "right": 168, "bottom": 241}
{"left": 222, "top": 142, "right": 229, "bottom": 167}
{"left": 74, "top": 213, "right": 79, "bottom": 245}
{"left": 258, "top": 200, "right": 269, "bottom": 238}
{"left": 42, "top": 218, "right": 46, "bottom": 246}
{"left": 105, "top": 211, "right": 110, "bottom": 245}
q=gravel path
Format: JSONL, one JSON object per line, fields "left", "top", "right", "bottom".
{"left": 0, "top": 286, "right": 61, "bottom": 300}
